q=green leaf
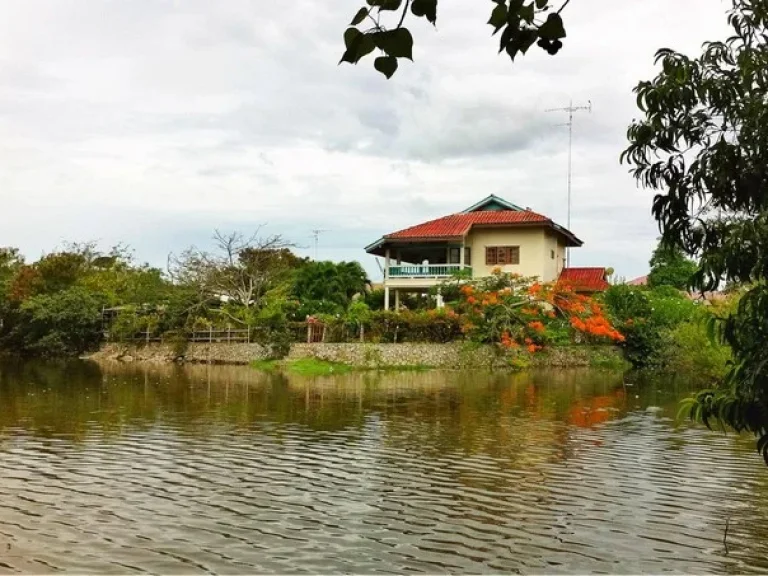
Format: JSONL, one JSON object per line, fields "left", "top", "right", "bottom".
{"left": 519, "top": 3, "right": 535, "bottom": 24}
{"left": 372, "top": 28, "right": 414, "bottom": 60}
{"left": 517, "top": 27, "right": 538, "bottom": 54}
{"left": 488, "top": 3, "right": 508, "bottom": 33}
{"left": 340, "top": 29, "right": 376, "bottom": 64}
{"left": 538, "top": 12, "right": 566, "bottom": 40}
{"left": 368, "top": 0, "right": 403, "bottom": 10}
{"left": 499, "top": 24, "right": 513, "bottom": 53}
{"left": 374, "top": 55, "right": 399, "bottom": 78}
{"left": 411, "top": 0, "right": 437, "bottom": 23}
{"left": 344, "top": 27, "right": 362, "bottom": 49}
{"left": 350, "top": 7, "right": 369, "bottom": 25}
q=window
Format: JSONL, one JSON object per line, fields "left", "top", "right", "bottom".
{"left": 449, "top": 247, "right": 461, "bottom": 264}
{"left": 485, "top": 246, "right": 520, "bottom": 266}
{"left": 551, "top": 249, "right": 555, "bottom": 260}
{"left": 464, "top": 247, "right": 472, "bottom": 266}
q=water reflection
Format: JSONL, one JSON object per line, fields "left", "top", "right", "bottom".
{"left": 0, "top": 360, "right": 766, "bottom": 574}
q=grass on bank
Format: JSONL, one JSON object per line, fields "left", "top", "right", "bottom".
{"left": 249, "top": 359, "right": 280, "bottom": 372}
{"left": 249, "top": 358, "right": 433, "bottom": 376}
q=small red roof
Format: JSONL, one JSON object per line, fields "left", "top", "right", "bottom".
{"left": 627, "top": 275, "right": 648, "bottom": 286}
{"left": 386, "top": 210, "right": 550, "bottom": 240}
{"left": 559, "top": 267, "right": 610, "bottom": 292}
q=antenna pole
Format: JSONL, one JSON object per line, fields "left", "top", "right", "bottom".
{"left": 310, "top": 229, "right": 329, "bottom": 260}
{"left": 546, "top": 99, "right": 592, "bottom": 268}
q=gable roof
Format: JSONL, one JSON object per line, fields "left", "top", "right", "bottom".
{"left": 461, "top": 194, "right": 525, "bottom": 213}
{"left": 365, "top": 196, "right": 582, "bottom": 255}
{"left": 386, "top": 210, "right": 551, "bottom": 240}
{"left": 559, "top": 267, "right": 610, "bottom": 292}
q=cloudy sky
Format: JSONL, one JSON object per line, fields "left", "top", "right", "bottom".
{"left": 0, "top": 0, "right": 731, "bottom": 280}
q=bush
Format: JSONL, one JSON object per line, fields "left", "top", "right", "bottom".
{"left": 603, "top": 284, "right": 706, "bottom": 368}
{"left": 659, "top": 320, "right": 732, "bottom": 382}
{"left": 252, "top": 310, "right": 292, "bottom": 359}
{"left": 363, "top": 310, "right": 463, "bottom": 343}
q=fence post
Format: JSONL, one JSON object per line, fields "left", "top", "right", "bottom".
{"left": 146, "top": 329, "right": 150, "bottom": 345}
{"left": 322, "top": 323, "right": 327, "bottom": 343}
{"left": 227, "top": 324, "right": 231, "bottom": 344}
{"left": 209, "top": 325, "right": 213, "bottom": 343}
{"left": 360, "top": 323, "right": 364, "bottom": 343}
{"left": 307, "top": 322, "right": 311, "bottom": 344}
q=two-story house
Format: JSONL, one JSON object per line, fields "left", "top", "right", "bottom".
{"left": 365, "top": 195, "right": 607, "bottom": 309}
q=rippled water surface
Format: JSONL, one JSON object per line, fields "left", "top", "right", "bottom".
{"left": 0, "top": 360, "right": 767, "bottom": 574}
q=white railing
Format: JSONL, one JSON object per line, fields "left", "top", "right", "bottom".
{"left": 388, "top": 264, "right": 472, "bottom": 278}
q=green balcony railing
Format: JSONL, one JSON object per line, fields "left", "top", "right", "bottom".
{"left": 388, "top": 264, "right": 472, "bottom": 278}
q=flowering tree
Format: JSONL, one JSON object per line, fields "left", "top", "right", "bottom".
{"left": 451, "top": 270, "right": 623, "bottom": 354}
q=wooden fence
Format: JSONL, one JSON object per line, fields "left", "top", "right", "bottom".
{"left": 109, "top": 322, "right": 339, "bottom": 344}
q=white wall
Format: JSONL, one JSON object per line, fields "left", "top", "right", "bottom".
{"left": 466, "top": 228, "right": 560, "bottom": 281}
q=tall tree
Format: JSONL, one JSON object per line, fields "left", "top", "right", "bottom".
{"left": 622, "top": 0, "right": 768, "bottom": 461}
{"left": 647, "top": 240, "right": 699, "bottom": 290}
{"left": 169, "top": 230, "right": 296, "bottom": 325}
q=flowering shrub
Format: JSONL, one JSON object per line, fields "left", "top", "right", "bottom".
{"left": 452, "top": 270, "right": 623, "bottom": 354}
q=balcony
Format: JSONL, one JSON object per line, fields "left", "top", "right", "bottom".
{"left": 387, "top": 264, "right": 472, "bottom": 279}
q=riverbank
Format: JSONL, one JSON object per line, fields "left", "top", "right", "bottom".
{"left": 87, "top": 342, "right": 629, "bottom": 371}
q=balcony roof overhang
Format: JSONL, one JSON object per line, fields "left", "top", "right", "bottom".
{"left": 365, "top": 236, "right": 463, "bottom": 258}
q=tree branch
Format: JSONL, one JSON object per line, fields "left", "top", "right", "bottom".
{"left": 397, "top": 0, "right": 411, "bottom": 29}
{"left": 557, "top": 0, "right": 571, "bottom": 14}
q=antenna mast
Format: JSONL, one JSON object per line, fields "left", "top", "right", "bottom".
{"left": 310, "top": 229, "right": 329, "bottom": 260}
{"left": 546, "top": 99, "right": 592, "bottom": 267}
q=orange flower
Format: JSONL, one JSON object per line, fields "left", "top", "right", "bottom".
{"left": 467, "top": 296, "right": 477, "bottom": 305}
{"left": 527, "top": 344, "right": 542, "bottom": 354}
{"left": 528, "top": 321, "right": 545, "bottom": 333}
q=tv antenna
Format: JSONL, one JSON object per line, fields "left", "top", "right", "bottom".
{"left": 546, "top": 99, "right": 592, "bottom": 267}
{"left": 310, "top": 229, "right": 329, "bottom": 260}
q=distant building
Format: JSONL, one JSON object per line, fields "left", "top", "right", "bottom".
{"left": 627, "top": 275, "right": 648, "bottom": 286}
{"left": 365, "top": 195, "right": 609, "bottom": 309}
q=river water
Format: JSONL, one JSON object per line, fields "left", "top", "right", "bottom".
{"left": 0, "top": 360, "right": 766, "bottom": 574}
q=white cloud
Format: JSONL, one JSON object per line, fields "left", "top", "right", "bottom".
{"left": 0, "top": 0, "right": 732, "bottom": 279}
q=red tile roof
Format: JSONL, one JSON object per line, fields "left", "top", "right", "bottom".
{"left": 385, "top": 210, "right": 552, "bottom": 240}
{"left": 559, "top": 267, "right": 610, "bottom": 292}
{"left": 627, "top": 275, "right": 648, "bottom": 286}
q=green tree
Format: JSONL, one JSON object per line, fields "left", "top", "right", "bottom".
{"left": 622, "top": 0, "right": 768, "bottom": 461}
{"left": 14, "top": 287, "right": 104, "bottom": 356}
{"left": 292, "top": 261, "right": 370, "bottom": 315}
{"left": 647, "top": 240, "right": 699, "bottom": 290}
{"left": 339, "top": 0, "right": 571, "bottom": 78}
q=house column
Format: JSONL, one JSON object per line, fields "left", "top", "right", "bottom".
{"left": 384, "top": 247, "right": 391, "bottom": 311}
{"left": 395, "top": 289, "right": 401, "bottom": 311}
{"left": 459, "top": 240, "right": 466, "bottom": 269}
